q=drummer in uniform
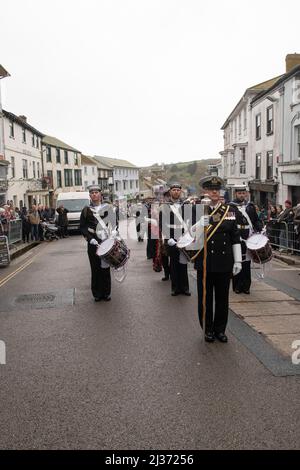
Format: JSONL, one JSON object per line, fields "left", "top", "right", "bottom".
{"left": 194, "top": 176, "right": 242, "bottom": 342}
{"left": 229, "top": 184, "right": 263, "bottom": 294}
{"left": 80, "top": 185, "right": 116, "bottom": 302}
{"left": 159, "top": 182, "right": 191, "bottom": 296}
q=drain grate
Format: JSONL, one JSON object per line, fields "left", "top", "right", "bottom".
{"left": 3, "top": 289, "right": 76, "bottom": 311}
{"left": 15, "top": 293, "right": 56, "bottom": 304}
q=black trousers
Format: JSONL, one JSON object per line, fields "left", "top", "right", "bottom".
{"left": 162, "top": 253, "right": 170, "bottom": 278}
{"left": 88, "top": 245, "right": 111, "bottom": 299}
{"left": 146, "top": 238, "right": 156, "bottom": 259}
{"left": 232, "top": 260, "right": 251, "bottom": 293}
{"left": 197, "top": 271, "right": 231, "bottom": 334}
{"left": 169, "top": 246, "right": 189, "bottom": 293}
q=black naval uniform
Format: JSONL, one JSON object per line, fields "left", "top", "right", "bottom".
{"left": 160, "top": 199, "right": 190, "bottom": 295}
{"left": 80, "top": 202, "right": 115, "bottom": 300}
{"left": 145, "top": 201, "right": 156, "bottom": 259}
{"left": 229, "top": 200, "right": 262, "bottom": 294}
{"left": 194, "top": 204, "right": 241, "bottom": 335}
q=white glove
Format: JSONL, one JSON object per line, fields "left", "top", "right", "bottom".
{"left": 232, "top": 262, "right": 242, "bottom": 276}
{"left": 200, "top": 215, "right": 210, "bottom": 227}
{"left": 232, "top": 243, "right": 242, "bottom": 276}
{"left": 89, "top": 238, "right": 98, "bottom": 246}
{"left": 167, "top": 238, "right": 177, "bottom": 247}
{"left": 111, "top": 229, "right": 118, "bottom": 237}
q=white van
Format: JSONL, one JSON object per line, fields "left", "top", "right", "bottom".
{"left": 56, "top": 191, "right": 90, "bottom": 231}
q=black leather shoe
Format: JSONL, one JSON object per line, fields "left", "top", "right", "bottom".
{"left": 171, "top": 291, "right": 180, "bottom": 296}
{"left": 204, "top": 332, "right": 215, "bottom": 342}
{"left": 94, "top": 297, "right": 101, "bottom": 302}
{"left": 234, "top": 289, "right": 242, "bottom": 294}
{"left": 162, "top": 276, "right": 169, "bottom": 281}
{"left": 243, "top": 290, "right": 250, "bottom": 294}
{"left": 215, "top": 332, "right": 228, "bottom": 343}
{"left": 103, "top": 295, "right": 111, "bottom": 301}
{"left": 183, "top": 291, "right": 191, "bottom": 296}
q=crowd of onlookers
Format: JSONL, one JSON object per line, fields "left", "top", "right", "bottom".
{"left": 0, "top": 201, "right": 69, "bottom": 242}
{"left": 262, "top": 200, "right": 300, "bottom": 252}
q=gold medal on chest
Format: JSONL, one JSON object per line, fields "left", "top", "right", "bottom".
{"left": 212, "top": 214, "right": 221, "bottom": 222}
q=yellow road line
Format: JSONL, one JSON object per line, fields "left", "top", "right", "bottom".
{"left": 0, "top": 251, "right": 40, "bottom": 288}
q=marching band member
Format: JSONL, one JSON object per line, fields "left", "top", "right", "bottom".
{"left": 229, "top": 185, "right": 263, "bottom": 294}
{"left": 80, "top": 185, "right": 116, "bottom": 302}
{"left": 160, "top": 189, "right": 171, "bottom": 281}
{"left": 159, "top": 183, "right": 191, "bottom": 296}
{"left": 194, "top": 176, "right": 242, "bottom": 343}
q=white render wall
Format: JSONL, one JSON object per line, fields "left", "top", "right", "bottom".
{"left": 113, "top": 167, "right": 139, "bottom": 199}
{"left": 278, "top": 75, "right": 300, "bottom": 203}
{"left": 221, "top": 92, "right": 254, "bottom": 190}
{"left": 251, "top": 90, "right": 280, "bottom": 183}
{"left": 4, "top": 116, "right": 44, "bottom": 207}
{"left": 83, "top": 163, "right": 98, "bottom": 190}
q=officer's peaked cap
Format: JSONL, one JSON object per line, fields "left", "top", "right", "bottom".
{"left": 199, "top": 176, "right": 224, "bottom": 190}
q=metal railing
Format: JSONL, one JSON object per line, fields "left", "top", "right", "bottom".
{"left": 0, "top": 219, "right": 22, "bottom": 244}
{"left": 266, "top": 220, "right": 300, "bottom": 255}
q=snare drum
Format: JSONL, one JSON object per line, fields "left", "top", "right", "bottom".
{"left": 96, "top": 237, "right": 130, "bottom": 269}
{"left": 176, "top": 232, "right": 199, "bottom": 262}
{"left": 246, "top": 233, "right": 272, "bottom": 264}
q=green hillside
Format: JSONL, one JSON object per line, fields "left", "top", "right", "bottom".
{"left": 164, "top": 159, "right": 220, "bottom": 190}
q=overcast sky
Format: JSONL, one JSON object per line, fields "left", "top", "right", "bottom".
{"left": 1, "top": 0, "right": 300, "bottom": 166}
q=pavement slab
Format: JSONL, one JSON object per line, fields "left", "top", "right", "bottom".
{"left": 231, "top": 301, "right": 300, "bottom": 317}
{"left": 229, "top": 290, "right": 294, "bottom": 303}
{"left": 244, "top": 315, "right": 300, "bottom": 335}
{"left": 266, "top": 334, "right": 300, "bottom": 358}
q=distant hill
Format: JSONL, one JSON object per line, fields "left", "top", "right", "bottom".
{"left": 141, "top": 159, "right": 221, "bottom": 191}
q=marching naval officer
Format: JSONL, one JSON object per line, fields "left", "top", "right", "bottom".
{"left": 194, "top": 176, "right": 242, "bottom": 342}
{"left": 229, "top": 185, "right": 263, "bottom": 294}
{"left": 80, "top": 185, "right": 116, "bottom": 302}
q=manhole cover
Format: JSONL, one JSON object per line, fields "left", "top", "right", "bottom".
{"left": 9, "top": 289, "right": 75, "bottom": 310}
{"left": 15, "top": 293, "right": 56, "bottom": 304}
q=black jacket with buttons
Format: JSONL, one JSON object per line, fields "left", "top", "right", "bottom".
{"left": 194, "top": 205, "right": 241, "bottom": 273}
{"left": 229, "top": 201, "right": 262, "bottom": 257}
{"left": 80, "top": 203, "right": 115, "bottom": 244}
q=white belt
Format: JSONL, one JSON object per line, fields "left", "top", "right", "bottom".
{"left": 237, "top": 224, "right": 250, "bottom": 229}
{"left": 167, "top": 224, "right": 184, "bottom": 229}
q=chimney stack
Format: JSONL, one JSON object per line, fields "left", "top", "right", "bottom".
{"left": 286, "top": 53, "right": 300, "bottom": 73}
{"left": 18, "top": 115, "right": 27, "bottom": 123}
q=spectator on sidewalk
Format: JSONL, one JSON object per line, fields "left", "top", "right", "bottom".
{"left": 42, "top": 206, "right": 52, "bottom": 221}
{"left": 21, "top": 207, "right": 31, "bottom": 243}
{"left": 29, "top": 205, "right": 40, "bottom": 241}
{"left": 56, "top": 204, "right": 69, "bottom": 238}
{"left": 277, "top": 200, "right": 294, "bottom": 251}
{"left": 293, "top": 202, "right": 300, "bottom": 251}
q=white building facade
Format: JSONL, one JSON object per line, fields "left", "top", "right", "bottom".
{"left": 94, "top": 156, "right": 139, "bottom": 201}
{"left": 250, "top": 58, "right": 300, "bottom": 206}
{"left": 42, "top": 135, "right": 83, "bottom": 207}
{"left": 221, "top": 54, "right": 300, "bottom": 206}
{"left": 220, "top": 76, "right": 282, "bottom": 202}
{"left": 3, "top": 110, "right": 47, "bottom": 209}
{"left": 81, "top": 155, "right": 98, "bottom": 190}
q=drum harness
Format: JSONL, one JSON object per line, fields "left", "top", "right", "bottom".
{"left": 90, "top": 206, "right": 130, "bottom": 283}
